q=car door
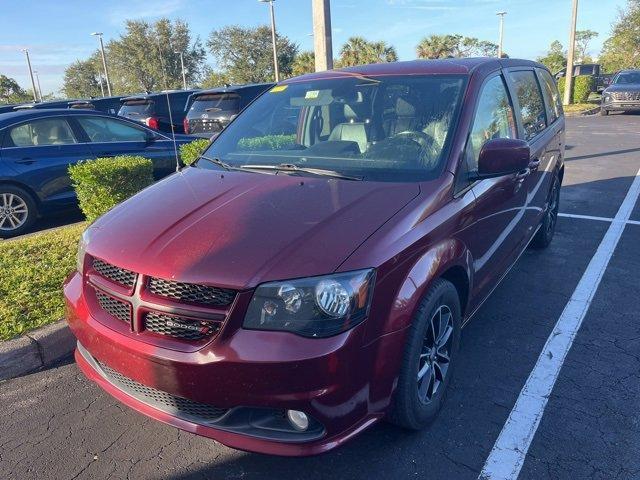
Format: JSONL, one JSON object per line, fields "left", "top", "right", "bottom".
{"left": 73, "top": 115, "right": 176, "bottom": 179}
{"left": 455, "top": 73, "right": 529, "bottom": 310}
{"left": 0, "top": 116, "right": 93, "bottom": 208}
{"left": 505, "top": 68, "right": 558, "bottom": 239}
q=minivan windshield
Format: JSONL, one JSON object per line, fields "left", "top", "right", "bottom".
{"left": 189, "top": 93, "right": 240, "bottom": 114}
{"left": 198, "top": 75, "right": 466, "bottom": 182}
{"left": 614, "top": 72, "right": 640, "bottom": 85}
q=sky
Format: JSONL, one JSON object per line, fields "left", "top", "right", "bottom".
{"left": 0, "top": 0, "right": 628, "bottom": 96}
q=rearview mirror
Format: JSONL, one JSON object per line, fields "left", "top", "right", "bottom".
{"left": 474, "top": 138, "right": 530, "bottom": 179}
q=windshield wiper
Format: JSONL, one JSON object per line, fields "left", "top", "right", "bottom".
{"left": 198, "top": 155, "right": 236, "bottom": 171}
{"left": 239, "top": 164, "right": 363, "bottom": 181}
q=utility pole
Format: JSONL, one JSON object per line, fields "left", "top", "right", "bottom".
{"left": 312, "top": 0, "right": 333, "bottom": 71}
{"left": 34, "top": 70, "right": 43, "bottom": 102}
{"left": 22, "top": 49, "right": 38, "bottom": 103}
{"left": 176, "top": 51, "right": 187, "bottom": 89}
{"left": 496, "top": 11, "right": 507, "bottom": 58}
{"left": 564, "top": 0, "right": 579, "bottom": 106}
{"left": 92, "top": 33, "right": 112, "bottom": 96}
{"left": 259, "top": 0, "right": 280, "bottom": 82}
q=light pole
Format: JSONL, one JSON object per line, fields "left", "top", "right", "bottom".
{"left": 259, "top": 0, "right": 280, "bottom": 82}
{"left": 33, "top": 70, "right": 43, "bottom": 102}
{"left": 312, "top": 0, "right": 333, "bottom": 71}
{"left": 22, "top": 49, "right": 38, "bottom": 103}
{"left": 91, "top": 32, "right": 112, "bottom": 96}
{"left": 563, "top": 0, "right": 579, "bottom": 106}
{"left": 175, "top": 51, "right": 187, "bottom": 90}
{"left": 496, "top": 11, "right": 507, "bottom": 58}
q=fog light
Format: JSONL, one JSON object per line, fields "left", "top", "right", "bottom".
{"left": 286, "top": 409, "right": 309, "bottom": 431}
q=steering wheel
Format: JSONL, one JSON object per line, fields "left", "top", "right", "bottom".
{"left": 391, "top": 131, "right": 433, "bottom": 149}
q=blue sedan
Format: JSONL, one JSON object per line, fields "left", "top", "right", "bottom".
{"left": 0, "top": 109, "right": 198, "bottom": 238}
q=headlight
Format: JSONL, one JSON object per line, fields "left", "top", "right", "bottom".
{"left": 76, "top": 230, "right": 89, "bottom": 274}
{"left": 243, "top": 269, "right": 376, "bottom": 338}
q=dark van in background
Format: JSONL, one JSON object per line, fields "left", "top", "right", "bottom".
{"left": 68, "top": 96, "right": 125, "bottom": 115}
{"left": 183, "top": 83, "right": 273, "bottom": 137}
{"left": 118, "top": 90, "right": 197, "bottom": 133}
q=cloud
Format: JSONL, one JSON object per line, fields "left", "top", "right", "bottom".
{"left": 107, "top": 0, "right": 186, "bottom": 25}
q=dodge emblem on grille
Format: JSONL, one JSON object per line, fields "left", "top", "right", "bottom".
{"left": 165, "top": 319, "right": 208, "bottom": 333}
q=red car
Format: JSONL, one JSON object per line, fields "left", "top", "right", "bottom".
{"left": 65, "top": 58, "right": 565, "bottom": 456}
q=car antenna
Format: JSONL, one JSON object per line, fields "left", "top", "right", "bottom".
{"left": 155, "top": 37, "right": 181, "bottom": 173}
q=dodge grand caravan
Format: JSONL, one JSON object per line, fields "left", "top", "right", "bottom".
{"left": 65, "top": 58, "right": 565, "bottom": 456}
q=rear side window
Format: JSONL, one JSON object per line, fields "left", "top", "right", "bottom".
{"left": 509, "top": 70, "right": 547, "bottom": 141}
{"left": 538, "top": 69, "right": 562, "bottom": 123}
{"left": 7, "top": 118, "right": 77, "bottom": 147}
{"left": 77, "top": 117, "right": 148, "bottom": 142}
{"left": 464, "top": 75, "right": 517, "bottom": 174}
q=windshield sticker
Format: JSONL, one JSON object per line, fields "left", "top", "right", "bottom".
{"left": 305, "top": 90, "right": 320, "bottom": 99}
{"left": 270, "top": 85, "right": 288, "bottom": 93}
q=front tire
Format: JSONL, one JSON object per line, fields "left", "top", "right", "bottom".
{"left": 0, "top": 186, "right": 37, "bottom": 239}
{"left": 531, "top": 174, "right": 560, "bottom": 249}
{"left": 389, "top": 278, "right": 461, "bottom": 430}
{"left": 600, "top": 107, "right": 609, "bottom": 116}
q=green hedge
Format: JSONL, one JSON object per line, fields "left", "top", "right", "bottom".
{"left": 69, "top": 156, "right": 154, "bottom": 222}
{"left": 0, "top": 223, "right": 85, "bottom": 340}
{"left": 179, "top": 138, "right": 210, "bottom": 166}
{"left": 238, "top": 134, "right": 296, "bottom": 151}
{"left": 557, "top": 75, "right": 595, "bottom": 104}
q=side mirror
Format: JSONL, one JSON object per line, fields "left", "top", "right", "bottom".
{"left": 473, "top": 138, "right": 530, "bottom": 179}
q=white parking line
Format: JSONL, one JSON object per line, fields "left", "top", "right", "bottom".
{"left": 558, "top": 212, "right": 640, "bottom": 225}
{"left": 479, "top": 167, "right": 640, "bottom": 480}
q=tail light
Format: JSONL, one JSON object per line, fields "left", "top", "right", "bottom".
{"left": 145, "top": 117, "right": 159, "bottom": 130}
{"left": 183, "top": 117, "right": 189, "bottom": 134}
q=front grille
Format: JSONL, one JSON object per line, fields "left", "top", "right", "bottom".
{"left": 612, "top": 91, "right": 640, "bottom": 101}
{"left": 98, "top": 361, "right": 228, "bottom": 422}
{"left": 95, "top": 290, "right": 131, "bottom": 323}
{"left": 148, "top": 277, "right": 236, "bottom": 307}
{"left": 144, "top": 312, "right": 221, "bottom": 340}
{"left": 93, "top": 258, "right": 137, "bottom": 288}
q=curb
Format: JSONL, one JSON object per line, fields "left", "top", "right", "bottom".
{"left": 0, "top": 321, "right": 75, "bottom": 381}
{"left": 580, "top": 106, "right": 601, "bottom": 116}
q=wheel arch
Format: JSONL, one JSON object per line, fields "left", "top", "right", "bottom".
{"left": 0, "top": 180, "right": 41, "bottom": 208}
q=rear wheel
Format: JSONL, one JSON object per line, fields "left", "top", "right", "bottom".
{"left": 531, "top": 174, "right": 560, "bottom": 249}
{"left": 389, "top": 278, "right": 461, "bottom": 430}
{"left": 0, "top": 186, "right": 37, "bottom": 239}
{"left": 600, "top": 107, "right": 609, "bottom": 116}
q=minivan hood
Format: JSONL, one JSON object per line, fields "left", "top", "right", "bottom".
{"left": 87, "top": 167, "right": 420, "bottom": 289}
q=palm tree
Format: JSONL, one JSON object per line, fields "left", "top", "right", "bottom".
{"left": 291, "top": 51, "right": 316, "bottom": 76}
{"left": 339, "top": 37, "right": 398, "bottom": 67}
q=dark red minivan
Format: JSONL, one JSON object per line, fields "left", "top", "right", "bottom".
{"left": 65, "top": 58, "right": 565, "bottom": 456}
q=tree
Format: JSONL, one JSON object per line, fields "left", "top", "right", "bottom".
{"left": 416, "top": 34, "right": 498, "bottom": 59}
{"left": 292, "top": 51, "right": 316, "bottom": 76}
{"left": 338, "top": 37, "right": 398, "bottom": 67}
{"left": 200, "top": 69, "right": 232, "bottom": 88}
{"left": 62, "top": 53, "right": 104, "bottom": 98}
{"left": 600, "top": 0, "right": 640, "bottom": 72}
{"left": 207, "top": 26, "right": 298, "bottom": 83}
{"left": 0, "top": 75, "right": 31, "bottom": 104}
{"left": 106, "top": 18, "right": 206, "bottom": 93}
{"left": 575, "top": 30, "right": 598, "bottom": 62}
{"left": 537, "top": 40, "right": 566, "bottom": 73}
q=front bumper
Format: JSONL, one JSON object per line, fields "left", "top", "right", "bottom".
{"left": 602, "top": 100, "right": 640, "bottom": 111}
{"left": 64, "top": 271, "right": 406, "bottom": 456}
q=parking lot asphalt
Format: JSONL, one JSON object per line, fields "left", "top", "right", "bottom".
{"left": 1, "top": 114, "right": 639, "bottom": 480}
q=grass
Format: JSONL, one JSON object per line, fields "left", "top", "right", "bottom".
{"left": 563, "top": 103, "right": 599, "bottom": 114}
{"left": 0, "top": 223, "right": 86, "bottom": 340}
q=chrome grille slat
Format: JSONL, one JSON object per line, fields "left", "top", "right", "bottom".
{"left": 145, "top": 312, "right": 221, "bottom": 341}
{"left": 93, "top": 258, "right": 137, "bottom": 288}
{"left": 612, "top": 91, "right": 640, "bottom": 101}
{"left": 95, "top": 290, "right": 131, "bottom": 323}
{"left": 148, "top": 277, "right": 236, "bottom": 307}
{"left": 98, "top": 361, "right": 228, "bottom": 421}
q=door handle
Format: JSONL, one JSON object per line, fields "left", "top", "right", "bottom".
{"left": 515, "top": 168, "right": 530, "bottom": 181}
{"left": 528, "top": 158, "right": 541, "bottom": 170}
{"left": 15, "top": 158, "right": 36, "bottom": 165}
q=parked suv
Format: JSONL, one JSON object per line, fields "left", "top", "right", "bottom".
{"left": 65, "top": 58, "right": 565, "bottom": 456}
{"left": 183, "top": 83, "right": 273, "bottom": 137}
{"left": 600, "top": 69, "right": 640, "bottom": 115}
{"left": 118, "top": 90, "right": 197, "bottom": 133}
{"left": 68, "top": 96, "right": 125, "bottom": 115}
